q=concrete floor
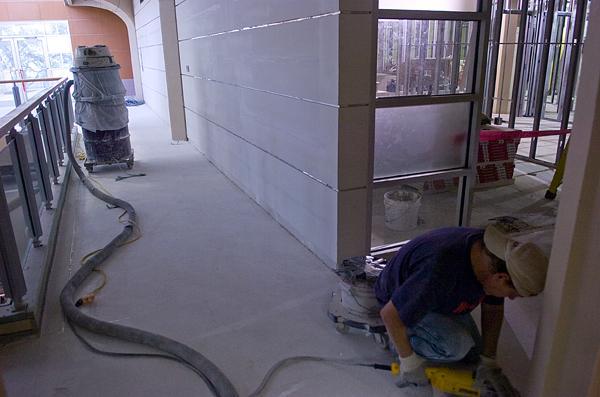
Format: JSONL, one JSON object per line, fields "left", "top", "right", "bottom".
{"left": 0, "top": 105, "right": 534, "bottom": 396}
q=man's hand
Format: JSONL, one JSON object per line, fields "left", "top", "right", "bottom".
{"left": 395, "top": 353, "right": 429, "bottom": 388}
{"left": 475, "top": 356, "right": 521, "bottom": 397}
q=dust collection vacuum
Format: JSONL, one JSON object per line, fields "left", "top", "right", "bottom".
{"left": 71, "top": 45, "right": 134, "bottom": 172}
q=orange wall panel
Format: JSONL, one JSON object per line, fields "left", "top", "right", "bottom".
{"left": 38, "top": 2, "right": 68, "bottom": 19}
{"left": 0, "top": 0, "right": 133, "bottom": 79}
{"left": 6, "top": 2, "right": 42, "bottom": 19}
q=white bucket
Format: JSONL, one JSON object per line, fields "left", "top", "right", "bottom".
{"left": 384, "top": 186, "right": 422, "bottom": 231}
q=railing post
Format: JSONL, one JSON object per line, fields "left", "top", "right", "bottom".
{"left": 8, "top": 129, "right": 43, "bottom": 247}
{"left": 47, "top": 97, "right": 64, "bottom": 165}
{"left": 38, "top": 103, "right": 60, "bottom": 184}
{"left": 26, "top": 114, "right": 53, "bottom": 209}
{"left": 11, "top": 83, "right": 21, "bottom": 107}
{"left": 0, "top": 179, "right": 27, "bottom": 311}
{"left": 67, "top": 89, "right": 75, "bottom": 135}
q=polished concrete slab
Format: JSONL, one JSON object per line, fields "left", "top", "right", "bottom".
{"left": 0, "top": 105, "right": 532, "bottom": 396}
{"left": 0, "top": 105, "right": 397, "bottom": 396}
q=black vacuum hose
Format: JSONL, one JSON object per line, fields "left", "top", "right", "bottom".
{"left": 59, "top": 80, "right": 239, "bottom": 397}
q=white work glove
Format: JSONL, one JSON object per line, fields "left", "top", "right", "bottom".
{"left": 395, "top": 353, "right": 429, "bottom": 388}
{"left": 475, "top": 356, "right": 521, "bottom": 397}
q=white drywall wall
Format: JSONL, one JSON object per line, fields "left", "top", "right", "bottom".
{"left": 134, "top": 0, "right": 169, "bottom": 125}
{"left": 178, "top": 0, "right": 374, "bottom": 266}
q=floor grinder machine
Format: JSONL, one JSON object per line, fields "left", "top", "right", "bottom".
{"left": 71, "top": 45, "right": 134, "bottom": 172}
{"left": 328, "top": 256, "right": 389, "bottom": 348}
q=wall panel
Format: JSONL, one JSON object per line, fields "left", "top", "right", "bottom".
{"left": 182, "top": 75, "right": 345, "bottom": 188}
{"left": 178, "top": 2, "right": 375, "bottom": 266}
{"left": 185, "top": 108, "right": 342, "bottom": 264}
{"left": 176, "top": 0, "right": 340, "bottom": 40}
{"left": 179, "top": 14, "right": 339, "bottom": 105}
{"left": 134, "top": 0, "right": 168, "bottom": 123}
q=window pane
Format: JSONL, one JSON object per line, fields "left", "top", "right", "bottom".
{"left": 379, "top": 0, "right": 479, "bottom": 12}
{"left": 371, "top": 181, "right": 459, "bottom": 248}
{"left": 17, "top": 38, "right": 47, "bottom": 79}
{"left": 0, "top": 40, "right": 14, "bottom": 69}
{"left": 374, "top": 102, "right": 471, "bottom": 179}
{"left": 377, "top": 20, "right": 476, "bottom": 97}
{"left": 47, "top": 36, "right": 71, "bottom": 54}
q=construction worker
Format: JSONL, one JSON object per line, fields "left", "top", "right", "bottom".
{"left": 374, "top": 219, "right": 552, "bottom": 396}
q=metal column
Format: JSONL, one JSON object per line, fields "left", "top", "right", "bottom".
{"left": 484, "top": 0, "right": 505, "bottom": 116}
{"left": 404, "top": 21, "right": 412, "bottom": 95}
{"left": 433, "top": 21, "right": 445, "bottom": 95}
{"left": 459, "top": 1, "right": 492, "bottom": 226}
{"left": 530, "top": 0, "right": 556, "bottom": 158}
{"left": 556, "top": 0, "right": 587, "bottom": 162}
{"left": 450, "top": 21, "right": 462, "bottom": 94}
{"left": 509, "top": 0, "right": 530, "bottom": 127}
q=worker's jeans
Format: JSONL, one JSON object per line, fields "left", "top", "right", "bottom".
{"left": 393, "top": 312, "right": 482, "bottom": 363}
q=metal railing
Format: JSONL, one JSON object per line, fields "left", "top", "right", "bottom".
{"left": 1, "top": 77, "right": 65, "bottom": 109}
{"left": 0, "top": 77, "right": 71, "bottom": 311}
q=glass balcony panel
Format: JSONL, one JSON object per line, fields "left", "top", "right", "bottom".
{"left": 374, "top": 102, "right": 471, "bottom": 179}
{"left": 371, "top": 180, "right": 460, "bottom": 248}
{"left": 377, "top": 20, "right": 477, "bottom": 98}
{"left": 19, "top": 123, "right": 44, "bottom": 212}
{"left": 0, "top": 143, "right": 30, "bottom": 261}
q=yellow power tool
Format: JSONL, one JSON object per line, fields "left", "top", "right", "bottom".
{"left": 389, "top": 362, "right": 484, "bottom": 396}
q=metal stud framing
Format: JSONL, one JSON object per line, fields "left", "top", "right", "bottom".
{"left": 484, "top": 0, "right": 588, "bottom": 167}
{"left": 557, "top": 0, "right": 587, "bottom": 161}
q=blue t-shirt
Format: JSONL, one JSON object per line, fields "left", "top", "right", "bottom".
{"left": 374, "top": 227, "right": 502, "bottom": 328}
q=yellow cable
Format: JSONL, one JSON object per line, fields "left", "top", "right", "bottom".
{"left": 77, "top": 209, "right": 142, "bottom": 304}
{"left": 90, "top": 269, "right": 107, "bottom": 295}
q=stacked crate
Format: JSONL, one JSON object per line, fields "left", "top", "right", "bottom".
{"left": 476, "top": 129, "right": 521, "bottom": 188}
{"left": 423, "top": 127, "right": 521, "bottom": 192}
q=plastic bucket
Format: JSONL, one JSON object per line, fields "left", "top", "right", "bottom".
{"left": 384, "top": 186, "right": 422, "bottom": 231}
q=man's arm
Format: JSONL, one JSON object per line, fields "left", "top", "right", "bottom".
{"left": 481, "top": 302, "right": 504, "bottom": 358}
{"left": 380, "top": 301, "right": 413, "bottom": 358}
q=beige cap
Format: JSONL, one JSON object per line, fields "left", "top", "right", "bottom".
{"left": 483, "top": 223, "right": 553, "bottom": 296}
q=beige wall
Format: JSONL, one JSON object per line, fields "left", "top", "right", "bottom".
{"left": 0, "top": 0, "right": 133, "bottom": 80}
